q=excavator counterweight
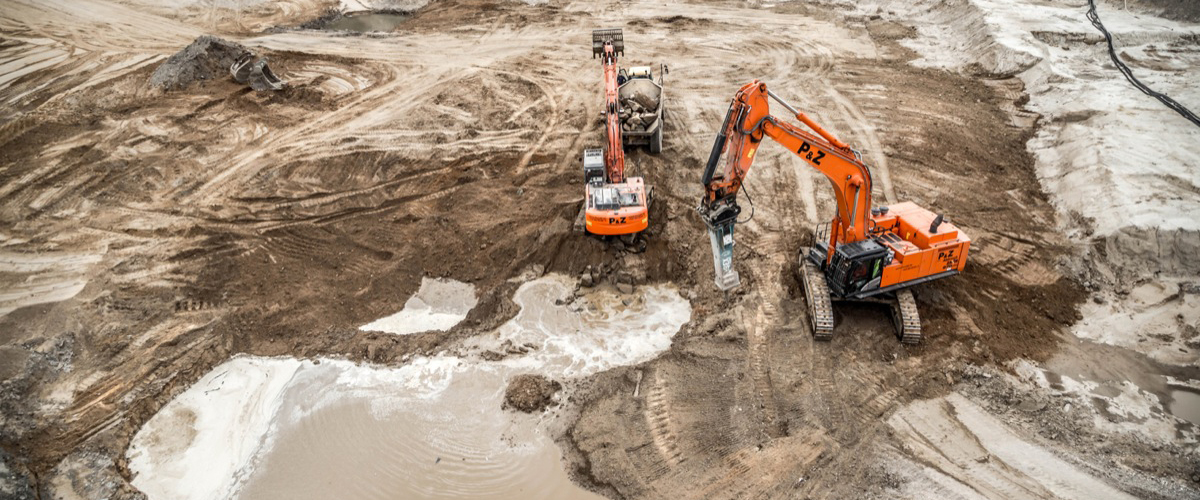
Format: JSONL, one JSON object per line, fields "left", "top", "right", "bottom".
{"left": 698, "top": 80, "right": 972, "bottom": 343}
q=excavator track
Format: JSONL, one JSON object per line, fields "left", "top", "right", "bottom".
{"left": 798, "top": 248, "right": 835, "bottom": 341}
{"left": 892, "top": 289, "right": 922, "bottom": 345}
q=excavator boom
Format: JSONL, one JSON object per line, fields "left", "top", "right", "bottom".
{"left": 699, "top": 81, "right": 878, "bottom": 289}
{"left": 595, "top": 29, "right": 627, "bottom": 184}
{"left": 697, "top": 80, "right": 970, "bottom": 346}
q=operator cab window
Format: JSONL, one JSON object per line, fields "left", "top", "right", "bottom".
{"left": 617, "top": 189, "right": 640, "bottom": 207}
{"left": 592, "top": 187, "right": 619, "bottom": 211}
{"left": 591, "top": 187, "right": 641, "bottom": 211}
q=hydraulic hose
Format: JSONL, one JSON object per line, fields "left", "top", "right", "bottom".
{"left": 1086, "top": 0, "right": 1200, "bottom": 128}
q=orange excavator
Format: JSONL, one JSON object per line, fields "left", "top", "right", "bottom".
{"left": 582, "top": 29, "right": 650, "bottom": 235}
{"left": 698, "top": 80, "right": 971, "bottom": 344}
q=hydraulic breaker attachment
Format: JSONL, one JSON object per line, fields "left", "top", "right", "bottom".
{"left": 699, "top": 203, "right": 741, "bottom": 291}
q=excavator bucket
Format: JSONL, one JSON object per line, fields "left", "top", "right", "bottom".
{"left": 592, "top": 28, "right": 624, "bottom": 58}
{"left": 230, "top": 54, "right": 284, "bottom": 91}
{"left": 249, "top": 58, "right": 284, "bottom": 91}
{"left": 230, "top": 53, "right": 255, "bottom": 84}
{"left": 706, "top": 216, "right": 741, "bottom": 290}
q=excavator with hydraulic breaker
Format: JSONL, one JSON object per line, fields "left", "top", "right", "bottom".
{"left": 697, "top": 80, "right": 971, "bottom": 344}
{"left": 581, "top": 28, "right": 652, "bottom": 236}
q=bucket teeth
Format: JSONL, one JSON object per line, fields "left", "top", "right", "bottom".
{"left": 591, "top": 28, "right": 624, "bottom": 57}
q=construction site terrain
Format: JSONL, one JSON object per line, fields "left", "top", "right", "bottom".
{"left": 1, "top": 0, "right": 1198, "bottom": 499}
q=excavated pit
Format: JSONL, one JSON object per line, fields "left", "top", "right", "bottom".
{"left": 323, "top": 12, "right": 410, "bottom": 32}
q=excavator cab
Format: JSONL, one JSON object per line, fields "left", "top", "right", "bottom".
{"left": 817, "top": 239, "right": 891, "bottom": 297}
{"left": 583, "top": 148, "right": 605, "bottom": 186}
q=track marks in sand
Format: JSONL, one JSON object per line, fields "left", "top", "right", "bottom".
{"left": 888, "top": 393, "right": 1138, "bottom": 500}
{"left": 824, "top": 84, "right": 896, "bottom": 204}
{"left": 644, "top": 367, "right": 686, "bottom": 468}
{"left": 747, "top": 296, "right": 786, "bottom": 439}
{"left": 0, "top": 251, "right": 102, "bottom": 317}
{"left": 970, "top": 230, "right": 1061, "bottom": 287}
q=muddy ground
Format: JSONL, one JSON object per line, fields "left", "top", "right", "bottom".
{"left": 1, "top": 0, "right": 1197, "bottom": 498}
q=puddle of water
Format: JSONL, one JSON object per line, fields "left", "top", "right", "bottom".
{"left": 325, "top": 12, "right": 409, "bottom": 32}
{"left": 473, "top": 275, "right": 692, "bottom": 377}
{"left": 1167, "top": 388, "right": 1200, "bottom": 427}
{"left": 359, "top": 277, "right": 477, "bottom": 335}
{"left": 129, "top": 275, "right": 690, "bottom": 500}
{"left": 236, "top": 359, "right": 597, "bottom": 500}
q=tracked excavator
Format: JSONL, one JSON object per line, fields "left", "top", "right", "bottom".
{"left": 697, "top": 81, "right": 971, "bottom": 344}
{"left": 582, "top": 29, "right": 651, "bottom": 236}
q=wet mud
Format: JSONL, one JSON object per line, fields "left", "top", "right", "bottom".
{"left": 0, "top": 0, "right": 1197, "bottom": 498}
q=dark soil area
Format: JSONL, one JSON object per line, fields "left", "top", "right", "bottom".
{"left": 150, "top": 35, "right": 249, "bottom": 90}
{"left": 504, "top": 374, "right": 563, "bottom": 413}
{"left": 1136, "top": 0, "right": 1200, "bottom": 22}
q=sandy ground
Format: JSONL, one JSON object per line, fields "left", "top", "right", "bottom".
{"left": 126, "top": 276, "right": 687, "bottom": 500}
{"left": 1, "top": 0, "right": 1198, "bottom": 498}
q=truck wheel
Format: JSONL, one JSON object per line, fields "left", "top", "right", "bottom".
{"left": 650, "top": 125, "right": 663, "bottom": 154}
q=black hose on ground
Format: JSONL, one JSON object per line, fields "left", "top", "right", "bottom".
{"left": 1086, "top": 0, "right": 1200, "bottom": 128}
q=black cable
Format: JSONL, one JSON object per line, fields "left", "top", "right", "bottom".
{"left": 737, "top": 181, "right": 755, "bottom": 224}
{"left": 1086, "top": 0, "right": 1200, "bottom": 128}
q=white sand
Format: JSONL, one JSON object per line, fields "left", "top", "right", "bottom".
{"left": 126, "top": 357, "right": 304, "bottom": 500}
{"left": 858, "top": 0, "right": 1200, "bottom": 364}
{"left": 866, "top": 0, "right": 1200, "bottom": 236}
{"left": 478, "top": 275, "right": 694, "bottom": 378}
{"left": 359, "top": 277, "right": 477, "bottom": 335}
{"left": 0, "top": 250, "right": 102, "bottom": 317}
{"left": 888, "top": 392, "right": 1139, "bottom": 500}
{"left": 128, "top": 275, "right": 691, "bottom": 500}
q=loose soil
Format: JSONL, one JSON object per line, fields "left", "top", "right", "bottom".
{"left": 0, "top": 0, "right": 1195, "bottom": 498}
{"left": 505, "top": 374, "right": 562, "bottom": 413}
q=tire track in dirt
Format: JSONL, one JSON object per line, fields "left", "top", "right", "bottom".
{"left": 886, "top": 394, "right": 1141, "bottom": 500}
{"left": 487, "top": 67, "right": 560, "bottom": 175}
{"left": 745, "top": 298, "right": 785, "bottom": 439}
{"left": 184, "top": 60, "right": 411, "bottom": 206}
{"left": 643, "top": 367, "right": 686, "bottom": 468}
{"left": 237, "top": 163, "right": 456, "bottom": 212}
{"left": 742, "top": 239, "right": 788, "bottom": 442}
{"left": 824, "top": 84, "right": 897, "bottom": 204}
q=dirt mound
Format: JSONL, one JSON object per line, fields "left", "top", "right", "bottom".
{"left": 504, "top": 374, "right": 561, "bottom": 413}
{"left": 150, "top": 36, "right": 249, "bottom": 90}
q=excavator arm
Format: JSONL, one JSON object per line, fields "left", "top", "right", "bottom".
{"left": 594, "top": 28, "right": 626, "bottom": 184}
{"left": 698, "top": 80, "right": 876, "bottom": 290}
